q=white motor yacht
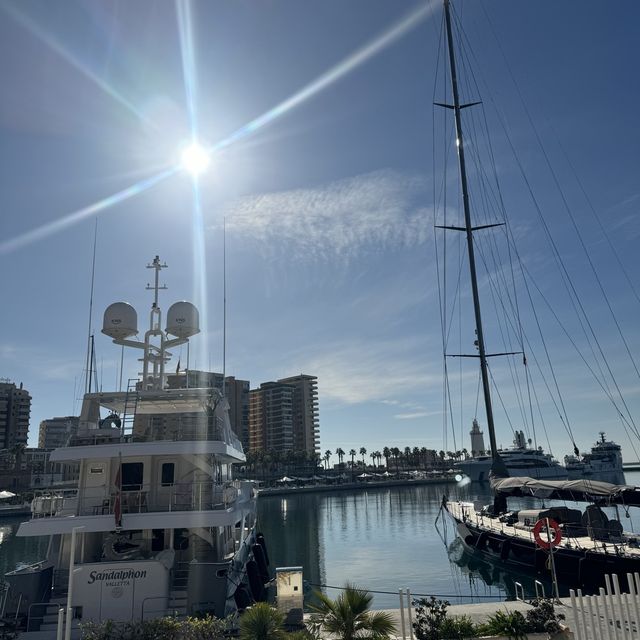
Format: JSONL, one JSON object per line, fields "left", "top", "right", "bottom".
{"left": 4, "top": 257, "right": 266, "bottom": 634}
{"left": 564, "top": 432, "right": 625, "bottom": 484}
{"left": 456, "top": 421, "right": 567, "bottom": 483}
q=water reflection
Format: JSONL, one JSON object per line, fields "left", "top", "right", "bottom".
{"left": 0, "top": 517, "right": 48, "bottom": 577}
{"left": 258, "top": 483, "right": 507, "bottom": 609}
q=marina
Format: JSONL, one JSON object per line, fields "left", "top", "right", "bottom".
{"left": 0, "top": 0, "right": 638, "bottom": 636}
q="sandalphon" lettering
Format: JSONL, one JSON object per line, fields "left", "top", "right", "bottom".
{"left": 88, "top": 569, "right": 147, "bottom": 584}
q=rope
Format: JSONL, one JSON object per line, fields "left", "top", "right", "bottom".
{"left": 305, "top": 582, "right": 511, "bottom": 600}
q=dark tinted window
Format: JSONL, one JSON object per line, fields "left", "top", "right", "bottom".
{"left": 161, "top": 463, "right": 175, "bottom": 486}
{"left": 121, "top": 462, "right": 143, "bottom": 490}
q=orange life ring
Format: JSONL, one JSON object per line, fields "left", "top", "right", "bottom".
{"left": 533, "top": 518, "right": 562, "bottom": 550}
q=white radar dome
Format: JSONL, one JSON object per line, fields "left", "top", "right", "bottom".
{"left": 166, "top": 301, "right": 199, "bottom": 338}
{"left": 102, "top": 302, "right": 138, "bottom": 339}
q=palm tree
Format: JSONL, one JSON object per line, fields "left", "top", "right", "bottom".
{"left": 382, "top": 447, "right": 391, "bottom": 470}
{"left": 324, "top": 450, "right": 332, "bottom": 470}
{"left": 391, "top": 447, "right": 400, "bottom": 476}
{"left": 336, "top": 448, "right": 346, "bottom": 466}
{"left": 239, "top": 602, "right": 285, "bottom": 640}
{"left": 369, "top": 451, "right": 377, "bottom": 469}
{"left": 310, "top": 584, "right": 395, "bottom": 640}
{"left": 359, "top": 447, "right": 367, "bottom": 467}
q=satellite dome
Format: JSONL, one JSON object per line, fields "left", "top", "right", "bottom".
{"left": 102, "top": 302, "right": 137, "bottom": 339}
{"left": 166, "top": 301, "right": 199, "bottom": 338}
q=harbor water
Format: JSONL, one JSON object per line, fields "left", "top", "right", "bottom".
{"left": 2, "top": 472, "right": 639, "bottom": 610}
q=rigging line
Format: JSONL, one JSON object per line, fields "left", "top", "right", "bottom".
{"left": 452, "top": 4, "right": 611, "bottom": 430}
{"left": 486, "top": 363, "right": 516, "bottom": 437}
{"left": 527, "top": 362, "right": 554, "bottom": 457}
{"left": 84, "top": 217, "right": 98, "bottom": 396}
{"left": 497, "top": 111, "right": 622, "bottom": 428}
{"left": 551, "top": 127, "right": 640, "bottom": 308}
{"left": 520, "top": 107, "right": 640, "bottom": 385}
{"left": 479, "top": 4, "right": 640, "bottom": 384}
{"left": 474, "top": 368, "right": 481, "bottom": 419}
{"left": 475, "top": 4, "right": 639, "bottom": 427}
{"left": 521, "top": 260, "right": 640, "bottom": 441}
{"left": 476, "top": 232, "right": 576, "bottom": 446}
{"left": 475, "top": 240, "right": 530, "bottom": 434}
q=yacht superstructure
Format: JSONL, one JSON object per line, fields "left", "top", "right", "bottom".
{"left": 564, "top": 432, "right": 625, "bottom": 484}
{"left": 456, "top": 421, "right": 567, "bottom": 483}
{"left": 4, "top": 257, "right": 265, "bottom": 634}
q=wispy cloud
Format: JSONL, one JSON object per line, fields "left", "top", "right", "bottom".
{"left": 221, "top": 170, "right": 432, "bottom": 262}
{"left": 394, "top": 410, "right": 440, "bottom": 420}
{"left": 297, "top": 336, "right": 439, "bottom": 405}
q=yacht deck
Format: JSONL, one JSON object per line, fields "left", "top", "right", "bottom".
{"left": 447, "top": 500, "right": 640, "bottom": 557}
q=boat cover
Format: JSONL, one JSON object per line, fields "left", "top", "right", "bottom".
{"left": 490, "top": 476, "right": 640, "bottom": 506}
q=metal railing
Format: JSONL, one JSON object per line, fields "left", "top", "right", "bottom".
{"left": 31, "top": 480, "right": 255, "bottom": 518}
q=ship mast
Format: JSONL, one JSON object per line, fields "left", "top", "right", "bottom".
{"left": 442, "top": 0, "right": 503, "bottom": 472}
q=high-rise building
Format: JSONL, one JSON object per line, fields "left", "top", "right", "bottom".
{"left": 248, "top": 374, "right": 319, "bottom": 455}
{"left": 0, "top": 380, "right": 31, "bottom": 448}
{"left": 38, "top": 416, "right": 80, "bottom": 449}
{"left": 249, "top": 382, "right": 294, "bottom": 453}
{"left": 165, "top": 370, "right": 250, "bottom": 449}
{"left": 278, "top": 375, "right": 320, "bottom": 455}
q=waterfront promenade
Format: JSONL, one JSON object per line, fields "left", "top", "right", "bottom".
{"left": 258, "top": 475, "right": 457, "bottom": 496}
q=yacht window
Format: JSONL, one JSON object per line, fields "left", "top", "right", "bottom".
{"left": 121, "top": 462, "right": 143, "bottom": 491}
{"left": 161, "top": 463, "right": 175, "bottom": 486}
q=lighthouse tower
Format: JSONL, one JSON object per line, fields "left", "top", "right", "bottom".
{"left": 470, "top": 419, "right": 486, "bottom": 457}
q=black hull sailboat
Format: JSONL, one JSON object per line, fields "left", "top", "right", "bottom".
{"left": 436, "top": 0, "right": 640, "bottom": 594}
{"left": 445, "top": 478, "right": 640, "bottom": 593}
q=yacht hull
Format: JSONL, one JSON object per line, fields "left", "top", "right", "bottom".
{"left": 446, "top": 504, "right": 639, "bottom": 592}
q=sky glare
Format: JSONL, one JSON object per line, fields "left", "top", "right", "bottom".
{"left": 0, "top": 1, "right": 638, "bottom": 463}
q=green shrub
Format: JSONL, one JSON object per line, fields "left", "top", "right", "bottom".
{"left": 484, "top": 610, "right": 529, "bottom": 640}
{"left": 309, "top": 584, "right": 395, "bottom": 640}
{"left": 438, "top": 615, "right": 476, "bottom": 640}
{"left": 412, "top": 597, "right": 451, "bottom": 640}
{"left": 80, "top": 615, "right": 227, "bottom": 640}
{"left": 526, "top": 599, "right": 565, "bottom": 635}
{"left": 239, "top": 603, "right": 286, "bottom": 640}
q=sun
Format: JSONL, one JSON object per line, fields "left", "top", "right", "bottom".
{"left": 180, "top": 142, "right": 210, "bottom": 176}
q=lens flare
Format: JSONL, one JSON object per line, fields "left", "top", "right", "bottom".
{"left": 181, "top": 142, "right": 210, "bottom": 176}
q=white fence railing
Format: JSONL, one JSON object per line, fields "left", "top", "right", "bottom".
{"left": 570, "top": 573, "right": 640, "bottom": 640}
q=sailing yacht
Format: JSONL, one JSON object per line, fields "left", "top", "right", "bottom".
{"left": 3, "top": 257, "right": 266, "bottom": 633}
{"left": 435, "top": 0, "right": 640, "bottom": 592}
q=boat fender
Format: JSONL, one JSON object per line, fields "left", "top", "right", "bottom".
{"left": 256, "top": 533, "right": 270, "bottom": 565}
{"left": 534, "top": 549, "right": 547, "bottom": 572}
{"left": 475, "top": 532, "right": 488, "bottom": 550}
{"left": 500, "top": 539, "right": 511, "bottom": 561}
{"left": 234, "top": 585, "right": 253, "bottom": 610}
{"left": 533, "top": 518, "right": 562, "bottom": 550}
{"left": 246, "top": 560, "right": 266, "bottom": 602}
{"left": 252, "top": 543, "right": 270, "bottom": 583}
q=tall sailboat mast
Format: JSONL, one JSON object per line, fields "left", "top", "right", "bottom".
{"left": 442, "top": 0, "right": 500, "bottom": 465}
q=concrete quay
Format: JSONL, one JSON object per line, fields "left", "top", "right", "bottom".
{"left": 259, "top": 476, "right": 457, "bottom": 497}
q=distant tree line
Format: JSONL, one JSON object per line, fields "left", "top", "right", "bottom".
{"left": 242, "top": 445, "right": 470, "bottom": 478}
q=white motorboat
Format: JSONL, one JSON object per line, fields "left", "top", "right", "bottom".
{"left": 564, "top": 432, "right": 625, "bottom": 484}
{"left": 4, "top": 257, "right": 267, "bottom": 633}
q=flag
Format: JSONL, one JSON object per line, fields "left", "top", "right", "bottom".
{"left": 176, "top": 359, "right": 181, "bottom": 375}
{"left": 114, "top": 453, "right": 122, "bottom": 529}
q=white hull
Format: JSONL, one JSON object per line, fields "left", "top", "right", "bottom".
{"left": 456, "top": 457, "right": 567, "bottom": 483}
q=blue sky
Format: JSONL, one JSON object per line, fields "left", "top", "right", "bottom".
{"left": 0, "top": 1, "right": 638, "bottom": 462}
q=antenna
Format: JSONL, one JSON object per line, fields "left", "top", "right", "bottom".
{"left": 84, "top": 218, "right": 98, "bottom": 394}
{"left": 222, "top": 218, "right": 227, "bottom": 397}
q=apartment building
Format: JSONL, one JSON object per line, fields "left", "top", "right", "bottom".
{"left": 0, "top": 380, "right": 30, "bottom": 449}
{"left": 248, "top": 374, "right": 319, "bottom": 455}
